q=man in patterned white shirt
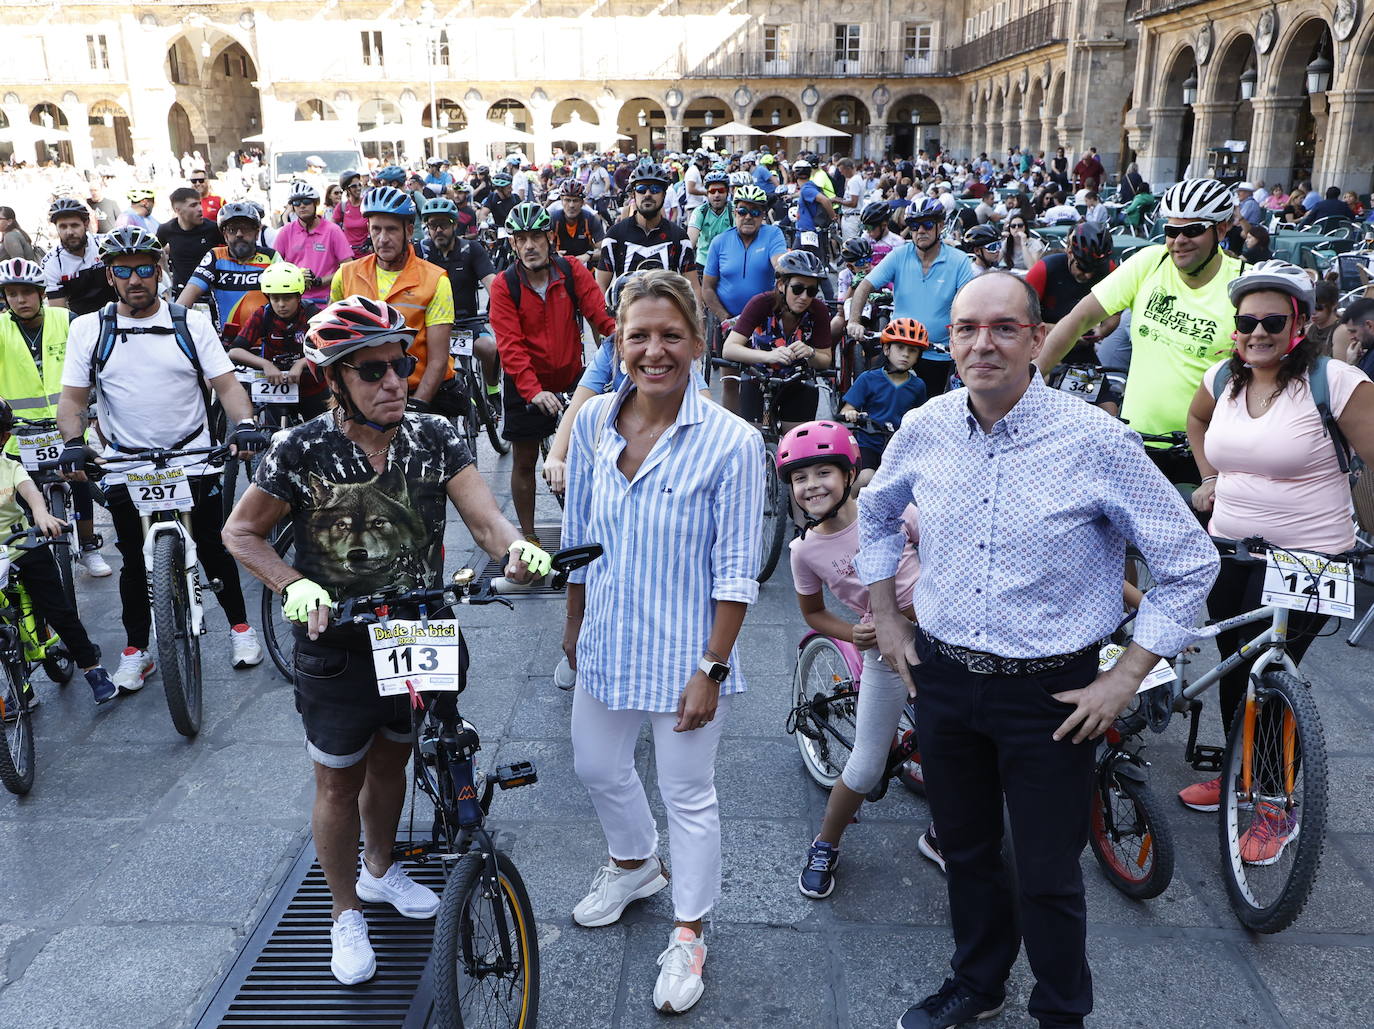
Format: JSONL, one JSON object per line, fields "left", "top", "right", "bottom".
{"left": 856, "top": 272, "right": 1217, "bottom": 1029}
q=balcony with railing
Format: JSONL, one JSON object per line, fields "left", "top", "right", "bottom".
{"left": 683, "top": 47, "right": 949, "bottom": 79}
{"left": 1132, "top": 0, "right": 1211, "bottom": 18}
{"left": 947, "top": 3, "right": 1068, "bottom": 76}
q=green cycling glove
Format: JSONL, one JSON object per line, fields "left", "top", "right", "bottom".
{"left": 508, "top": 539, "right": 552, "bottom": 579}
{"left": 283, "top": 578, "right": 333, "bottom": 623}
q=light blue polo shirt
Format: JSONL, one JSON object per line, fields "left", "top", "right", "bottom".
{"left": 703, "top": 224, "right": 787, "bottom": 317}
{"left": 866, "top": 241, "right": 976, "bottom": 346}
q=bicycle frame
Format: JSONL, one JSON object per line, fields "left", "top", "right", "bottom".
{"left": 1175, "top": 604, "right": 1300, "bottom": 708}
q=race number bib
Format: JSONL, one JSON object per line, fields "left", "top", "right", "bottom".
{"left": 251, "top": 373, "right": 299, "bottom": 404}
{"left": 1098, "top": 644, "right": 1176, "bottom": 693}
{"left": 799, "top": 230, "right": 819, "bottom": 247}
{"left": 17, "top": 430, "right": 62, "bottom": 471}
{"left": 1057, "top": 367, "right": 1105, "bottom": 403}
{"left": 1260, "top": 549, "right": 1355, "bottom": 619}
{"left": 450, "top": 329, "right": 475, "bottom": 357}
{"left": 125, "top": 465, "right": 193, "bottom": 515}
{"left": 233, "top": 363, "right": 257, "bottom": 384}
{"left": 369, "top": 620, "right": 463, "bottom": 696}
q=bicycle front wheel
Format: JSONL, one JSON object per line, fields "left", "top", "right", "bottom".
{"left": 1088, "top": 768, "right": 1175, "bottom": 900}
{"left": 152, "top": 532, "right": 202, "bottom": 738}
{"left": 793, "top": 635, "right": 858, "bottom": 790}
{"left": 45, "top": 486, "right": 76, "bottom": 607}
{"left": 1219, "top": 669, "right": 1327, "bottom": 933}
{"left": 431, "top": 850, "right": 540, "bottom": 1029}
{"left": 757, "top": 441, "right": 788, "bottom": 584}
{"left": 0, "top": 654, "right": 35, "bottom": 795}
{"left": 260, "top": 526, "right": 295, "bottom": 684}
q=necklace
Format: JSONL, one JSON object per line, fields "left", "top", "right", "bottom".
{"left": 334, "top": 409, "right": 397, "bottom": 458}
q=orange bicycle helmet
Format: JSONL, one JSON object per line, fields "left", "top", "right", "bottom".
{"left": 879, "top": 318, "right": 931, "bottom": 349}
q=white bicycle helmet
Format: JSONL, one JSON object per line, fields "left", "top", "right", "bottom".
{"left": 0, "top": 258, "right": 45, "bottom": 289}
{"left": 1158, "top": 178, "right": 1235, "bottom": 223}
{"left": 1227, "top": 260, "right": 1315, "bottom": 316}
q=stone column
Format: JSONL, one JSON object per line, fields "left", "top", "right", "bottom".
{"left": 864, "top": 123, "right": 886, "bottom": 161}
{"left": 664, "top": 122, "right": 685, "bottom": 154}
{"left": 1186, "top": 101, "right": 1232, "bottom": 180}
{"left": 1070, "top": 39, "right": 1131, "bottom": 177}
{"left": 1315, "top": 89, "right": 1374, "bottom": 193}
{"left": 528, "top": 100, "right": 555, "bottom": 165}
{"left": 1246, "top": 96, "right": 1305, "bottom": 190}
{"left": 1140, "top": 105, "right": 1187, "bottom": 187}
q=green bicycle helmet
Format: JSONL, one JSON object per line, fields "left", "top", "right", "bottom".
{"left": 505, "top": 202, "right": 552, "bottom": 233}
{"left": 421, "top": 197, "right": 460, "bottom": 220}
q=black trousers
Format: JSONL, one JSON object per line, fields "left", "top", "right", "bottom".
{"left": 913, "top": 631, "right": 1098, "bottom": 1028}
{"left": 1208, "top": 558, "right": 1327, "bottom": 737}
{"left": 102, "top": 473, "right": 248, "bottom": 650}
{"left": 14, "top": 546, "right": 100, "bottom": 668}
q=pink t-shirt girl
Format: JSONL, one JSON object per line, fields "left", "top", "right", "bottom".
{"left": 330, "top": 200, "right": 369, "bottom": 253}
{"left": 1201, "top": 358, "right": 1369, "bottom": 553}
{"left": 790, "top": 506, "right": 920, "bottom": 615}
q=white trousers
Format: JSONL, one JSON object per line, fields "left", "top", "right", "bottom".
{"left": 571, "top": 687, "right": 732, "bottom": 922}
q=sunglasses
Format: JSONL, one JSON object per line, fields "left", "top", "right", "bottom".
{"left": 340, "top": 355, "right": 418, "bottom": 382}
{"left": 190, "top": 178, "right": 206, "bottom": 184}
{"left": 787, "top": 283, "right": 820, "bottom": 297}
{"left": 634, "top": 184, "right": 666, "bottom": 195}
{"left": 1163, "top": 221, "right": 1213, "bottom": 239}
{"left": 110, "top": 263, "right": 158, "bottom": 280}
{"left": 980, "top": 240, "right": 1005, "bottom": 253}
{"left": 707, "top": 187, "right": 728, "bottom": 195}
{"left": 1234, "top": 313, "right": 1291, "bottom": 335}
{"left": 909, "top": 219, "right": 940, "bottom": 231}
{"left": 734, "top": 205, "right": 764, "bottom": 217}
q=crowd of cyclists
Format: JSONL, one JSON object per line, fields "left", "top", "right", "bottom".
{"left": 1, "top": 138, "right": 1373, "bottom": 1028}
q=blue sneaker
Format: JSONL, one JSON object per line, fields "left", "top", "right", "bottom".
{"left": 85, "top": 667, "right": 117, "bottom": 705}
{"left": 798, "top": 838, "right": 840, "bottom": 899}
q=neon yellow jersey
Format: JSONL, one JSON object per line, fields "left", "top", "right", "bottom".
{"left": 1091, "top": 244, "right": 1242, "bottom": 438}
{"left": 329, "top": 266, "right": 455, "bottom": 327}
{"left": 0, "top": 459, "right": 33, "bottom": 562}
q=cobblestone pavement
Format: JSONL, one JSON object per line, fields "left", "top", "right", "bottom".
{"left": 0, "top": 436, "right": 1369, "bottom": 1029}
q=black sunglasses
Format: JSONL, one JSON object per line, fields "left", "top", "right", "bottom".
{"left": 110, "top": 263, "right": 158, "bottom": 280}
{"left": 1234, "top": 313, "right": 1291, "bottom": 335}
{"left": 734, "top": 205, "right": 764, "bottom": 217}
{"left": 340, "top": 355, "right": 417, "bottom": 382}
{"left": 190, "top": 178, "right": 207, "bottom": 184}
{"left": 634, "top": 184, "right": 666, "bottom": 195}
{"left": 908, "top": 219, "right": 940, "bottom": 231}
{"left": 1163, "top": 221, "right": 1213, "bottom": 239}
{"left": 787, "top": 282, "right": 820, "bottom": 297}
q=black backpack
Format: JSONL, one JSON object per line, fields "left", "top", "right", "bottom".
{"left": 503, "top": 253, "right": 583, "bottom": 332}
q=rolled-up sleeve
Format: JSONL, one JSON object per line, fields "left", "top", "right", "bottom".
{"left": 1099, "top": 433, "right": 1219, "bottom": 656}
{"left": 856, "top": 418, "right": 920, "bottom": 584}
{"left": 710, "top": 429, "right": 763, "bottom": 604}
{"left": 561, "top": 398, "right": 600, "bottom": 586}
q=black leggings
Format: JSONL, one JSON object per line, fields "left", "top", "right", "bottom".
{"left": 102, "top": 473, "right": 248, "bottom": 650}
{"left": 1207, "top": 558, "right": 1328, "bottom": 737}
{"left": 14, "top": 546, "right": 100, "bottom": 668}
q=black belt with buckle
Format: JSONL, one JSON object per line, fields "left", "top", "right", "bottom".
{"left": 920, "top": 630, "right": 1100, "bottom": 677}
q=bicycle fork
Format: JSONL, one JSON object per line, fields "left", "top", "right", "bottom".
{"left": 140, "top": 514, "right": 215, "bottom": 637}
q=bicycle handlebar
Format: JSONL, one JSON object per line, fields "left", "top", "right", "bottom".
{"left": 2, "top": 525, "right": 72, "bottom": 551}
{"left": 1210, "top": 534, "right": 1363, "bottom": 566}
{"left": 37, "top": 444, "right": 231, "bottom": 477}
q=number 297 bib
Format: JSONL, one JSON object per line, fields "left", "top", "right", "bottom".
{"left": 368, "top": 620, "right": 463, "bottom": 696}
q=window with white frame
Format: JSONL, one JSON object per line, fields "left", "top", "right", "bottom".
{"left": 833, "top": 24, "right": 861, "bottom": 63}
{"left": 86, "top": 34, "right": 109, "bottom": 71}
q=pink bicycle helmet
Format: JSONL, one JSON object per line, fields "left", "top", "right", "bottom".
{"left": 303, "top": 295, "right": 415, "bottom": 368}
{"left": 776, "top": 420, "right": 861, "bottom": 481}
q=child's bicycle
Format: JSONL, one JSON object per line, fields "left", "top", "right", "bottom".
{"left": 12, "top": 417, "right": 80, "bottom": 604}
{"left": 333, "top": 544, "right": 602, "bottom": 1028}
{"left": 0, "top": 526, "right": 77, "bottom": 796}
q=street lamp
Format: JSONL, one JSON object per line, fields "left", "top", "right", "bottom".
{"left": 771, "top": 108, "right": 781, "bottom": 126}
{"left": 1306, "top": 51, "right": 1332, "bottom": 95}
{"left": 637, "top": 108, "right": 647, "bottom": 127}
{"left": 838, "top": 107, "right": 850, "bottom": 125}
{"left": 419, "top": 0, "right": 439, "bottom": 159}
{"left": 1181, "top": 72, "right": 1198, "bottom": 106}
{"left": 704, "top": 110, "right": 714, "bottom": 127}
{"left": 1239, "top": 64, "right": 1257, "bottom": 101}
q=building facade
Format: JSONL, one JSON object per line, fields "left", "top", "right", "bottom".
{"left": 0, "top": 0, "right": 1371, "bottom": 193}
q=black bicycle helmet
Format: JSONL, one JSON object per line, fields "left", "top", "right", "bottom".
{"left": 860, "top": 201, "right": 891, "bottom": 227}
{"left": 629, "top": 163, "right": 672, "bottom": 186}
{"left": 840, "top": 237, "right": 874, "bottom": 263}
{"left": 0, "top": 397, "right": 14, "bottom": 434}
{"left": 217, "top": 200, "right": 262, "bottom": 228}
{"left": 775, "top": 250, "right": 825, "bottom": 279}
{"left": 505, "top": 202, "right": 552, "bottom": 233}
{"left": 48, "top": 197, "right": 89, "bottom": 223}
{"left": 962, "top": 224, "right": 1002, "bottom": 250}
{"left": 339, "top": 169, "right": 363, "bottom": 189}
{"left": 97, "top": 226, "right": 163, "bottom": 260}
{"left": 1068, "top": 221, "right": 1113, "bottom": 269}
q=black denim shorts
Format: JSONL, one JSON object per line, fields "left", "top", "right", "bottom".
{"left": 293, "top": 639, "right": 418, "bottom": 768}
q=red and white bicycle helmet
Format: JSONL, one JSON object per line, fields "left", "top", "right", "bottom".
{"left": 776, "top": 420, "right": 861, "bottom": 480}
{"left": 303, "top": 295, "right": 415, "bottom": 368}
{"left": 0, "top": 258, "right": 45, "bottom": 290}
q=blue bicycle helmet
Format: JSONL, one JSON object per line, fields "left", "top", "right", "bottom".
{"left": 421, "top": 196, "right": 459, "bottom": 220}
{"left": 361, "top": 186, "right": 417, "bottom": 218}
{"left": 375, "top": 165, "right": 407, "bottom": 186}
{"left": 704, "top": 170, "right": 730, "bottom": 188}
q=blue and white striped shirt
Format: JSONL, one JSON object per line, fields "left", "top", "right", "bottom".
{"left": 563, "top": 380, "right": 764, "bottom": 712}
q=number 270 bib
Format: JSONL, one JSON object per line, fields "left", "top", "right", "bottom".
{"left": 368, "top": 620, "right": 462, "bottom": 696}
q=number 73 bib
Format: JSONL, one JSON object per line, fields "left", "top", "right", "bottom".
{"left": 369, "top": 620, "right": 463, "bottom": 696}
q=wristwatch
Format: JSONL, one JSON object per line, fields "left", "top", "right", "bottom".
{"left": 698, "top": 656, "right": 731, "bottom": 683}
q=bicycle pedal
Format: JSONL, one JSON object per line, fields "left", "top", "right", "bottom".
{"left": 1190, "top": 745, "right": 1224, "bottom": 773}
{"left": 495, "top": 760, "right": 537, "bottom": 789}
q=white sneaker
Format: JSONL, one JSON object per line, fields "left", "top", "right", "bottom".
{"left": 113, "top": 647, "right": 154, "bottom": 693}
{"left": 229, "top": 624, "right": 263, "bottom": 669}
{"left": 356, "top": 859, "right": 440, "bottom": 919}
{"left": 572, "top": 857, "right": 668, "bottom": 928}
{"left": 329, "top": 909, "right": 376, "bottom": 985}
{"left": 78, "top": 546, "right": 112, "bottom": 577}
{"left": 654, "top": 926, "right": 707, "bottom": 1014}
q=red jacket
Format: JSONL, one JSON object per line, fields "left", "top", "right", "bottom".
{"left": 490, "top": 257, "right": 616, "bottom": 402}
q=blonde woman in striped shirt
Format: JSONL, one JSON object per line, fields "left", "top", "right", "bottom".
{"left": 561, "top": 269, "right": 764, "bottom": 1015}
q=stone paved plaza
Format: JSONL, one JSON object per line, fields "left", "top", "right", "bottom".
{"left": 0, "top": 435, "right": 1370, "bottom": 1029}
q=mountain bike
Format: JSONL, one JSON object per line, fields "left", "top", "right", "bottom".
{"left": 78, "top": 445, "right": 230, "bottom": 738}
{"left": 13, "top": 417, "right": 78, "bottom": 605}
{"left": 335, "top": 544, "right": 602, "bottom": 1028}
{"left": 0, "top": 527, "right": 76, "bottom": 796}
{"left": 712, "top": 360, "right": 835, "bottom": 584}
{"left": 451, "top": 315, "right": 509, "bottom": 456}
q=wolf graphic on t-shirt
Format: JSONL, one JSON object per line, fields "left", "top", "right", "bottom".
{"left": 304, "top": 466, "right": 427, "bottom": 594}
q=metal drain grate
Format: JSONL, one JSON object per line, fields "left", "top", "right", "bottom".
{"left": 472, "top": 522, "right": 567, "bottom": 597}
{"left": 196, "top": 839, "right": 441, "bottom": 1028}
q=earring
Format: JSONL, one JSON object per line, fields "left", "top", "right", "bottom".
{"left": 619, "top": 360, "right": 628, "bottom": 376}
